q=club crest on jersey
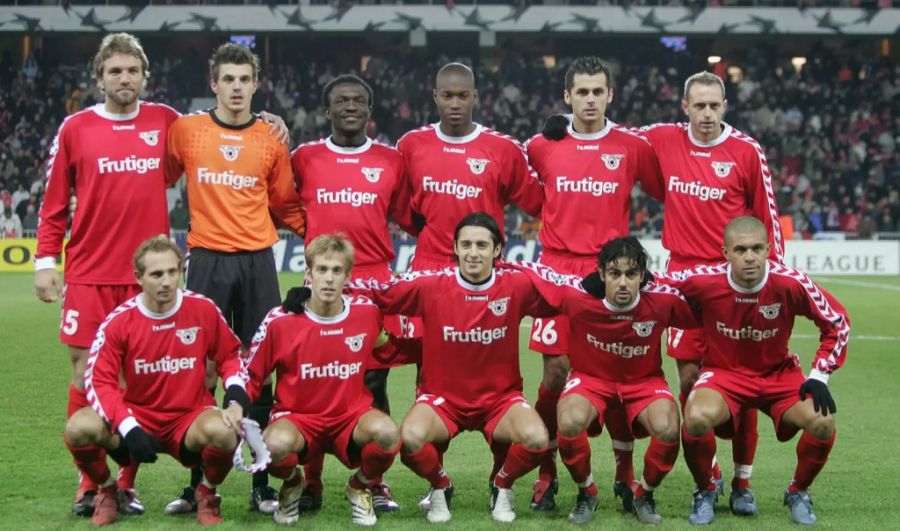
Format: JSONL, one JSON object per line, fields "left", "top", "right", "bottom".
{"left": 488, "top": 297, "right": 510, "bottom": 317}
{"left": 361, "top": 167, "right": 384, "bottom": 183}
{"left": 219, "top": 145, "right": 242, "bottom": 162}
{"left": 600, "top": 154, "right": 624, "bottom": 170}
{"left": 176, "top": 327, "right": 200, "bottom": 345}
{"left": 632, "top": 321, "right": 657, "bottom": 337}
{"left": 139, "top": 130, "right": 160, "bottom": 146}
{"left": 758, "top": 303, "right": 782, "bottom": 320}
{"left": 466, "top": 157, "right": 490, "bottom": 175}
{"left": 711, "top": 161, "right": 736, "bottom": 178}
{"left": 345, "top": 333, "right": 366, "bottom": 353}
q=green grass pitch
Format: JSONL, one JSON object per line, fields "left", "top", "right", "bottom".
{"left": 1, "top": 272, "right": 898, "bottom": 529}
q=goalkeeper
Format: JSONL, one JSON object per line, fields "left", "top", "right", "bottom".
{"left": 242, "top": 233, "right": 401, "bottom": 527}
{"left": 63, "top": 236, "right": 250, "bottom": 526}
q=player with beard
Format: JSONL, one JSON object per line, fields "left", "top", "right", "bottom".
{"left": 290, "top": 74, "right": 416, "bottom": 514}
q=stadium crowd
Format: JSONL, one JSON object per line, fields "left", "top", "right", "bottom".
{"left": 1, "top": 42, "right": 898, "bottom": 239}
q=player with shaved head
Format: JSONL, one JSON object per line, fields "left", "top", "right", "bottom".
{"left": 659, "top": 216, "right": 849, "bottom": 525}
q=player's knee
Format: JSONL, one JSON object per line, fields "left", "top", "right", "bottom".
{"left": 557, "top": 407, "right": 588, "bottom": 438}
{"left": 264, "top": 429, "right": 296, "bottom": 463}
{"left": 203, "top": 419, "right": 239, "bottom": 451}
{"left": 648, "top": 413, "right": 680, "bottom": 443}
{"left": 64, "top": 410, "right": 105, "bottom": 447}
{"left": 684, "top": 406, "right": 715, "bottom": 437}
{"left": 370, "top": 418, "right": 400, "bottom": 450}
{"left": 400, "top": 422, "right": 428, "bottom": 454}
{"left": 518, "top": 423, "right": 549, "bottom": 450}
{"left": 804, "top": 414, "right": 835, "bottom": 440}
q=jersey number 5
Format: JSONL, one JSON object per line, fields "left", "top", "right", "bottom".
{"left": 61, "top": 309, "right": 80, "bottom": 335}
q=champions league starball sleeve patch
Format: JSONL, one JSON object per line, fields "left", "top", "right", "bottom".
{"left": 232, "top": 418, "right": 271, "bottom": 474}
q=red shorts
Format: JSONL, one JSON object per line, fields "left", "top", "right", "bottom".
{"left": 132, "top": 405, "right": 215, "bottom": 466}
{"left": 562, "top": 371, "right": 675, "bottom": 439}
{"left": 529, "top": 252, "right": 597, "bottom": 355}
{"left": 416, "top": 391, "right": 528, "bottom": 446}
{"left": 691, "top": 361, "right": 805, "bottom": 442}
{"left": 60, "top": 283, "right": 141, "bottom": 348}
{"left": 665, "top": 256, "right": 719, "bottom": 361}
{"left": 271, "top": 405, "right": 373, "bottom": 468}
{"left": 352, "top": 263, "right": 421, "bottom": 368}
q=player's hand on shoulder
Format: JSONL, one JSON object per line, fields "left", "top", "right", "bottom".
{"left": 541, "top": 114, "right": 569, "bottom": 141}
{"left": 258, "top": 111, "right": 290, "bottom": 144}
{"left": 34, "top": 268, "right": 62, "bottom": 303}
{"left": 580, "top": 271, "right": 604, "bottom": 298}
{"left": 283, "top": 286, "right": 312, "bottom": 313}
{"left": 799, "top": 378, "right": 836, "bottom": 416}
{"left": 125, "top": 426, "right": 161, "bottom": 463}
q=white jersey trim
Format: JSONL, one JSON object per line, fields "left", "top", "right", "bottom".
{"left": 455, "top": 267, "right": 496, "bottom": 292}
{"left": 90, "top": 101, "right": 141, "bottom": 122}
{"left": 726, "top": 262, "right": 769, "bottom": 294}
{"left": 688, "top": 122, "right": 733, "bottom": 148}
{"left": 434, "top": 122, "right": 483, "bottom": 144}
{"left": 303, "top": 295, "right": 352, "bottom": 324}
{"left": 325, "top": 136, "right": 373, "bottom": 155}
{"left": 567, "top": 118, "right": 614, "bottom": 141}
{"left": 602, "top": 293, "right": 641, "bottom": 313}
{"left": 137, "top": 289, "right": 184, "bottom": 320}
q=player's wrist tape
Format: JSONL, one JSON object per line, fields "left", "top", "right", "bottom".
{"left": 34, "top": 257, "right": 56, "bottom": 271}
{"left": 223, "top": 385, "right": 251, "bottom": 415}
{"left": 232, "top": 418, "right": 271, "bottom": 474}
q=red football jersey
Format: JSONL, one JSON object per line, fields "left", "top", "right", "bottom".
{"left": 526, "top": 121, "right": 664, "bottom": 257}
{"left": 662, "top": 261, "right": 850, "bottom": 381}
{"left": 84, "top": 289, "right": 244, "bottom": 435}
{"left": 37, "top": 102, "right": 179, "bottom": 284}
{"left": 243, "top": 296, "right": 382, "bottom": 417}
{"left": 348, "top": 267, "right": 555, "bottom": 412}
{"left": 513, "top": 261, "right": 698, "bottom": 381}
{"left": 397, "top": 124, "right": 543, "bottom": 261}
{"left": 292, "top": 137, "right": 415, "bottom": 267}
{"left": 640, "top": 122, "right": 783, "bottom": 263}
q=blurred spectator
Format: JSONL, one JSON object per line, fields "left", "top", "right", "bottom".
{"left": 2, "top": 203, "right": 22, "bottom": 238}
{"left": 169, "top": 199, "right": 190, "bottom": 231}
{"left": 21, "top": 202, "right": 38, "bottom": 233}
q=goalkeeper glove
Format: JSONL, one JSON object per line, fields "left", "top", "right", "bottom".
{"left": 412, "top": 211, "right": 427, "bottom": 233}
{"left": 799, "top": 378, "right": 836, "bottom": 416}
{"left": 541, "top": 114, "right": 569, "bottom": 141}
{"left": 283, "top": 286, "right": 312, "bottom": 313}
{"left": 125, "top": 426, "right": 160, "bottom": 463}
{"left": 580, "top": 271, "right": 605, "bottom": 298}
{"left": 223, "top": 384, "right": 251, "bottom": 416}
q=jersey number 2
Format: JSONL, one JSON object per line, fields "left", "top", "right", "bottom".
{"left": 531, "top": 318, "right": 558, "bottom": 346}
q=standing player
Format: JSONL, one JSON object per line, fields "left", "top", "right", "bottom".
{"left": 291, "top": 74, "right": 415, "bottom": 513}
{"left": 348, "top": 212, "right": 554, "bottom": 523}
{"left": 640, "top": 72, "right": 783, "bottom": 514}
{"left": 164, "top": 43, "right": 306, "bottom": 514}
{"left": 513, "top": 236, "right": 697, "bottom": 525}
{"left": 35, "top": 33, "right": 179, "bottom": 516}
{"left": 63, "top": 236, "right": 250, "bottom": 526}
{"left": 662, "top": 216, "right": 847, "bottom": 525}
{"left": 524, "top": 57, "right": 664, "bottom": 512}
{"left": 243, "top": 234, "right": 401, "bottom": 527}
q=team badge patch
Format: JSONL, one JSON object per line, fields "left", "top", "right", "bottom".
{"left": 219, "top": 145, "right": 242, "bottom": 162}
{"left": 758, "top": 303, "right": 781, "bottom": 320}
{"left": 176, "top": 327, "right": 200, "bottom": 345}
{"left": 345, "top": 333, "right": 366, "bottom": 353}
{"left": 487, "top": 297, "right": 510, "bottom": 316}
{"left": 711, "top": 161, "right": 736, "bottom": 178}
{"left": 139, "top": 130, "right": 160, "bottom": 146}
{"left": 600, "top": 154, "right": 624, "bottom": 170}
{"left": 466, "top": 157, "right": 489, "bottom": 175}
{"left": 632, "top": 321, "right": 656, "bottom": 337}
{"left": 361, "top": 167, "right": 384, "bottom": 183}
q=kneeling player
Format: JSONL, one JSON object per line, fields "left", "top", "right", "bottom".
{"left": 243, "top": 234, "right": 401, "bottom": 527}
{"left": 663, "top": 216, "right": 849, "bottom": 525}
{"left": 515, "top": 237, "right": 697, "bottom": 525}
{"left": 349, "top": 212, "right": 554, "bottom": 523}
{"left": 63, "top": 236, "right": 249, "bottom": 526}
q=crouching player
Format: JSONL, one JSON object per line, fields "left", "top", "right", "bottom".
{"left": 243, "top": 234, "right": 401, "bottom": 527}
{"left": 514, "top": 236, "right": 698, "bottom": 525}
{"left": 348, "top": 212, "right": 554, "bottom": 523}
{"left": 662, "top": 216, "right": 849, "bottom": 525}
{"left": 63, "top": 236, "right": 249, "bottom": 526}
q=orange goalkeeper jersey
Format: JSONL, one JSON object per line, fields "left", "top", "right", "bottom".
{"left": 166, "top": 111, "right": 305, "bottom": 252}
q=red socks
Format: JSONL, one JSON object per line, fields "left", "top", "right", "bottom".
{"left": 790, "top": 431, "right": 836, "bottom": 492}
{"left": 67, "top": 442, "right": 111, "bottom": 486}
{"left": 494, "top": 445, "right": 546, "bottom": 489}
{"left": 303, "top": 453, "right": 324, "bottom": 493}
{"left": 201, "top": 447, "right": 233, "bottom": 486}
{"left": 681, "top": 426, "right": 717, "bottom": 491}
{"left": 359, "top": 442, "right": 400, "bottom": 486}
{"left": 558, "top": 432, "right": 593, "bottom": 484}
{"left": 269, "top": 454, "right": 300, "bottom": 480}
{"left": 635, "top": 437, "right": 679, "bottom": 496}
{"left": 535, "top": 384, "right": 561, "bottom": 482}
{"left": 401, "top": 443, "right": 451, "bottom": 489}
{"left": 731, "top": 408, "right": 758, "bottom": 489}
